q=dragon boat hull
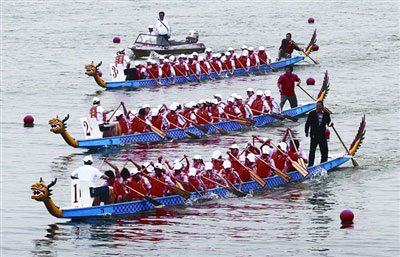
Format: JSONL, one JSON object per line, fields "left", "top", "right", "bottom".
{"left": 73, "top": 103, "right": 315, "bottom": 149}
{"left": 58, "top": 157, "right": 350, "bottom": 220}
{"left": 104, "top": 56, "right": 305, "bottom": 89}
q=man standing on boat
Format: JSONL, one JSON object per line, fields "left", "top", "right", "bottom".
{"left": 305, "top": 101, "right": 332, "bottom": 167}
{"left": 153, "top": 11, "right": 171, "bottom": 46}
{"left": 277, "top": 33, "right": 303, "bottom": 61}
{"left": 277, "top": 66, "right": 301, "bottom": 110}
{"left": 70, "top": 155, "right": 110, "bottom": 206}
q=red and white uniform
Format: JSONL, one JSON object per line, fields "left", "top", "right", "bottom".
{"left": 249, "top": 52, "right": 259, "bottom": 67}
{"left": 235, "top": 56, "right": 250, "bottom": 69}
{"left": 209, "top": 105, "right": 223, "bottom": 122}
{"left": 115, "top": 116, "right": 129, "bottom": 134}
{"left": 220, "top": 169, "right": 241, "bottom": 185}
{"left": 187, "top": 175, "right": 203, "bottom": 191}
{"left": 199, "top": 170, "right": 218, "bottom": 189}
{"left": 166, "top": 111, "right": 185, "bottom": 129}
{"left": 174, "top": 62, "right": 189, "bottom": 77}
{"left": 209, "top": 59, "right": 222, "bottom": 73}
{"left": 181, "top": 109, "right": 196, "bottom": 127}
{"left": 127, "top": 177, "right": 149, "bottom": 199}
{"left": 250, "top": 97, "right": 266, "bottom": 116}
{"left": 131, "top": 116, "right": 150, "bottom": 133}
{"left": 149, "top": 174, "right": 174, "bottom": 197}
{"left": 195, "top": 107, "right": 212, "bottom": 124}
{"left": 224, "top": 104, "right": 241, "bottom": 119}
{"left": 257, "top": 51, "right": 271, "bottom": 65}
{"left": 264, "top": 97, "right": 281, "bottom": 113}
{"left": 146, "top": 65, "right": 162, "bottom": 79}
{"left": 161, "top": 64, "right": 176, "bottom": 77}
{"left": 271, "top": 151, "right": 288, "bottom": 172}
{"left": 255, "top": 155, "right": 275, "bottom": 178}
{"left": 90, "top": 105, "right": 106, "bottom": 124}
{"left": 236, "top": 103, "right": 252, "bottom": 118}
{"left": 151, "top": 115, "right": 169, "bottom": 130}
{"left": 115, "top": 54, "right": 130, "bottom": 69}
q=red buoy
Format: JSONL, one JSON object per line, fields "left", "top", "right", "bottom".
{"left": 113, "top": 37, "right": 121, "bottom": 43}
{"left": 312, "top": 44, "right": 319, "bottom": 51}
{"left": 340, "top": 210, "right": 354, "bottom": 224}
{"left": 308, "top": 17, "right": 315, "bottom": 24}
{"left": 97, "top": 70, "right": 103, "bottom": 77}
{"left": 23, "top": 115, "right": 34, "bottom": 127}
{"left": 306, "top": 77, "right": 315, "bottom": 85}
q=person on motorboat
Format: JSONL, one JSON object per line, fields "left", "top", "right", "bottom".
{"left": 153, "top": 11, "right": 172, "bottom": 45}
{"left": 148, "top": 25, "right": 154, "bottom": 35}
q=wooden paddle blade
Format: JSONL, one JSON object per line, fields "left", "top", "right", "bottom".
{"left": 268, "top": 113, "right": 285, "bottom": 121}
{"left": 249, "top": 171, "right": 266, "bottom": 188}
{"left": 233, "top": 119, "right": 253, "bottom": 126}
{"left": 292, "top": 161, "right": 308, "bottom": 177}
{"left": 282, "top": 114, "right": 298, "bottom": 122}
{"left": 184, "top": 130, "right": 200, "bottom": 139}
{"left": 272, "top": 167, "right": 291, "bottom": 182}
{"left": 170, "top": 185, "right": 192, "bottom": 200}
{"left": 351, "top": 158, "right": 359, "bottom": 167}
{"left": 227, "top": 187, "right": 247, "bottom": 197}
{"left": 194, "top": 124, "right": 208, "bottom": 134}
{"left": 144, "top": 196, "right": 163, "bottom": 206}
{"left": 151, "top": 126, "right": 166, "bottom": 139}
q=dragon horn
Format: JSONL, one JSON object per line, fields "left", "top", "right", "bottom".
{"left": 47, "top": 178, "right": 58, "bottom": 189}
{"left": 96, "top": 61, "right": 103, "bottom": 68}
{"left": 40, "top": 177, "right": 43, "bottom": 182}
{"left": 62, "top": 114, "right": 70, "bottom": 123}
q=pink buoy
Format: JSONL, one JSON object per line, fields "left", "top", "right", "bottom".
{"left": 97, "top": 70, "right": 103, "bottom": 77}
{"left": 340, "top": 210, "right": 354, "bottom": 224}
{"left": 306, "top": 77, "right": 315, "bottom": 85}
{"left": 113, "top": 37, "right": 120, "bottom": 43}
{"left": 308, "top": 17, "right": 315, "bottom": 24}
{"left": 312, "top": 44, "right": 319, "bottom": 51}
{"left": 23, "top": 115, "right": 34, "bottom": 127}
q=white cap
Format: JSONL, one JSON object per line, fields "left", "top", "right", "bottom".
{"left": 211, "top": 99, "right": 218, "bottom": 104}
{"left": 205, "top": 162, "right": 213, "bottom": 170}
{"left": 119, "top": 48, "right": 125, "bottom": 52}
{"left": 169, "top": 56, "right": 175, "bottom": 61}
{"left": 159, "top": 55, "right": 165, "bottom": 60}
{"left": 188, "top": 54, "right": 194, "bottom": 59}
{"left": 193, "top": 154, "right": 202, "bottom": 160}
{"left": 193, "top": 52, "right": 198, "bottom": 56}
{"left": 151, "top": 108, "right": 158, "bottom": 116}
{"left": 134, "top": 61, "right": 141, "bottom": 66}
{"left": 230, "top": 144, "right": 239, "bottom": 149}
{"left": 261, "top": 145, "right": 272, "bottom": 155}
{"left": 246, "top": 87, "right": 254, "bottom": 92}
{"left": 278, "top": 142, "right": 287, "bottom": 152}
{"left": 92, "top": 97, "right": 100, "bottom": 104}
{"left": 215, "top": 53, "right": 221, "bottom": 58}
{"left": 190, "top": 101, "right": 197, "bottom": 106}
{"left": 214, "top": 93, "right": 222, "bottom": 99}
{"left": 83, "top": 155, "right": 93, "bottom": 163}
{"left": 181, "top": 54, "right": 187, "bottom": 58}
{"left": 264, "top": 90, "right": 271, "bottom": 97}
{"left": 206, "top": 47, "right": 212, "bottom": 52}
{"left": 115, "top": 110, "right": 123, "bottom": 117}
{"left": 225, "top": 51, "right": 231, "bottom": 56}
{"left": 230, "top": 93, "right": 238, "bottom": 98}
{"left": 174, "top": 162, "right": 183, "bottom": 170}
{"left": 199, "top": 99, "right": 206, "bottom": 104}
{"left": 130, "top": 167, "right": 139, "bottom": 175}
{"left": 170, "top": 103, "right": 177, "bottom": 111}
{"left": 259, "top": 46, "right": 265, "bottom": 51}
{"left": 151, "top": 59, "right": 157, "bottom": 64}
{"left": 142, "top": 104, "right": 150, "bottom": 108}
{"left": 241, "top": 45, "right": 248, "bottom": 49}
{"left": 235, "top": 95, "right": 243, "bottom": 100}
{"left": 164, "top": 59, "right": 170, "bottom": 63}
{"left": 223, "top": 160, "right": 232, "bottom": 169}
{"left": 228, "top": 47, "right": 234, "bottom": 51}
{"left": 246, "top": 153, "right": 256, "bottom": 162}
{"left": 242, "top": 50, "right": 249, "bottom": 56}
{"left": 248, "top": 47, "right": 254, "bottom": 51}
{"left": 205, "top": 98, "right": 211, "bottom": 103}
{"left": 188, "top": 167, "right": 197, "bottom": 176}
{"left": 256, "top": 90, "right": 264, "bottom": 96}
{"left": 227, "top": 97, "right": 234, "bottom": 103}
{"left": 154, "top": 163, "right": 163, "bottom": 170}
{"left": 184, "top": 103, "right": 191, "bottom": 108}
{"left": 146, "top": 58, "right": 152, "bottom": 63}
{"left": 148, "top": 25, "right": 153, "bottom": 29}
{"left": 212, "top": 150, "right": 222, "bottom": 159}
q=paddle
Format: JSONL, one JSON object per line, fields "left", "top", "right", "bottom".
{"left": 106, "top": 103, "right": 122, "bottom": 122}
{"left": 136, "top": 116, "right": 168, "bottom": 139}
{"left": 162, "top": 161, "right": 187, "bottom": 191}
{"left": 193, "top": 112, "right": 228, "bottom": 135}
{"left": 201, "top": 175, "right": 247, "bottom": 197}
{"left": 270, "top": 142, "right": 308, "bottom": 177}
{"left": 292, "top": 41, "right": 320, "bottom": 65}
{"left": 179, "top": 114, "right": 209, "bottom": 134}
{"left": 221, "top": 111, "right": 255, "bottom": 126}
{"left": 250, "top": 107, "right": 285, "bottom": 121}
{"left": 147, "top": 69, "right": 161, "bottom": 86}
{"left": 168, "top": 120, "right": 200, "bottom": 139}
{"left": 287, "top": 130, "right": 308, "bottom": 172}
{"left": 296, "top": 84, "right": 333, "bottom": 114}
{"left": 227, "top": 152, "right": 266, "bottom": 188}
{"left": 124, "top": 184, "right": 163, "bottom": 207}
{"left": 279, "top": 113, "right": 298, "bottom": 122}
{"left": 330, "top": 123, "right": 359, "bottom": 167}
{"left": 253, "top": 155, "right": 291, "bottom": 182}
{"left": 141, "top": 172, "right": 192, "bottom": 200}
{"left": 237, "top": 59, "right": 250, "bottom": 76}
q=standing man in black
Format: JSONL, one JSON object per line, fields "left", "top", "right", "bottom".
{"left": 305, "top": 101, "right": 332, "bottom": 167}
{"left": 277, "top": 33, "right": 303, "bottom": 61}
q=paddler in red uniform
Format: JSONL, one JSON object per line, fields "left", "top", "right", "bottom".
{"left": 113, "top": 110, "right": 129, "bottom": 135}
{"left": 248, "top": 47, "right": 260, "bottom": 71}
{"left": 161, "top": 59, "right": 176, "bottom": 84}
{"left": 257, "top": 46, "right": 274, "bottom": 71}
{"left": 187, "top": 167, "right": 205, "bottom": 192}
{"left": 103, "top": 159, "right": 127, "bottom": 203}
{"left": 146, "top": 60, "right": 162, "bottom": 85}
{"left": 224, "top": 97, "right": 242, "bottom": 120}
{"left": 250, "top": 90, "right": 267, "bottom": 116}
{"left": 287, "top": 138, "right": 308, "bottom": 171}
{"left": 227, "top": 144, "right": 242, "bottom": 173}
{"left": 236, "top": 154, "right": 256, "bottom": 182}
{"left": 271, "top": 142, "right": 289, "bottom": 174}
{"left": 174, "top": 55, "right": 190, "bottom": 79}
{"left": 180, "top": 103, "right": 196, "bottom": 128}
{"left": 221, "top": 52, "right": 235, "bottom": 76}
{"left": 220, "top": 160, "right": 243, "bottom": 190}
{"left": 192, "top": 154, "right": 205, "bottom": 174}
{"left": 209, "top": 54, "right": 222, "bottom": 77}
{"left": 130, "top": 108, "right": 151, "bottom": 133}
{"left": 198, "top": 56, "right": 211, "bottom": 79}
{"left": 264, "top": 90, "right": 281, "bottom": 114}
{"left": 149, "top": 163, "right": 175, "bottom": 197}
{"left": 134, "top": 61, "right": 147, "bottom": 80}
{"left": 236, "top": 50, "right": 250, "bottom": 73}
{"left": 90, "top": 97, "right": 122, "bottom": 137}
{"left": 245, "top": 88, "right": 256, "bottom": 105}
{"left": 209, "top": 99, "right": 223, "bottom": 122}
{"left": 195, "top": 100, "right": 212, "bottom": 124}
{"left": 211, "top": 150, "right": 225, "bottom": 172}
{"left": 125, "top": 167, "right": 150, "bottom": 200}
{"left": 214, "top": 94, "right": 226, "bottom": 110}
{"left": 205, "top": 48, "right": 213, "bottom": 61}
{"left": 151, "top": 108, "right": 169, "bottom": 131}
{"left": 199, "top": 162, "right": 218, "bottom": 189}
{"left": 277, "top": 33, "right": 303, "bottom": 61}
{"left": 255, "top": 145, "right": 275, "bottom": 178}
{"left": 234, "top": 95, "right": 253, "bottom": 120}
{"left": 172, "top": 162, "right": 189, "bottom": 190}
{"left": 165, "top": 103, "right": 185, "bottom": 129}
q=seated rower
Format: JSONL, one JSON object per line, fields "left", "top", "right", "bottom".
{"left": 209, "top": 99, "right": 223, "bottom": 122}
{"left": 234, "top": 95, "right": 253, "bottom": 120}
{"left": 70, "top": 155, "right": 111, "bottom": 206}
{"left": 237, "top": 153, "right": 256, "bottom": 182}
{"left": 192, "top": 154, "right": 205, "bottom": 174}
{"left": 149, "top": 163, "right": 175, "bottom": 197}
{"left": 126, "top": 167, "right": 151, "bottom": 200}
{"left": 250, "top": 90, "right": 267, "bottom": 116}
{"left": 205, "top": 48, "right": 213, "bottom": 61}
{"left": 130, "top": 108, "right": 151, "bottom": 134}
{"left": 187, "top": 167, "right": 206, "bottom": 193}
{"left": 113, "top": 109, "right": 129, "bottom": 135}
{"left": 214, "top": 94, "right": 226, "bottom": 109}
{"left": 161, "top": 59, "right": 176, "bottom": 84}
{"left": 180, "top": 103, "right": 196, "bottom": 128}
{"left": 172, "top": 162, "right": 189, "bottom": 190}
{"left": 211, "top": 150, "right": 225, "bottom": 172}
{"left": 165, "top": 103, "right": 185, "bottom": 129}
{"left": 209, "top": 54, "right": 222, "bottom": 77}
{"left": 221, "top": 52, "right": 235, "bottom": 76}
{"left": 133, "top": 61, "right": 147, "bottom": 80}
{"left": 227, "top": 144, "right": 242, "bottom": 173}
{"left": 245, "top": 88, "right": 256, "bottom": 106}
{"left": 271, "top": 142, "right": 289, "bottom": 174}
{"left": 223, "top": 98, "right": 242, "bottom": 120}
{"left": 287, "top": 139, "right": 308, "bottom": 172}
{"left": 263, "top": 90, "right": 281, "bottom": 114}
{"left": 103, "top": 159, "right": 127, "bottom": 203}
{"left": 248, "top": 47, "right": 260, "bottom": 71}
{"left": 151, "top": 108, "right": 169, "bottom": 131}
{"left": 174, "top": 55, "right": 190, "bottom": 80}
{"left": 89, "top": 97, "right": 120, "bottom": 137}
{"left": 255, "top": 145, "right": 275, "bottom": 178}
{"left": 199, "top": 162, "right": 218, "bottom": 189}
{"left": 235, "top": 50, "right": 250, "bottom": 73}
{"left": 195, "top": 100, "right": 212, "bottom": 124}
{"left": 220, "top": 160, "right": 243, "bottom": 191}
{"left": 257, "top": 46, "right": 274, "bottom": 70}
{"left": 146, "top": 60, "right": 162, "bottom": 85}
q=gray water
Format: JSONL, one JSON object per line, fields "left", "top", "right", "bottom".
{"left": 1, "top": 1, "right": 399, "bottom": 256}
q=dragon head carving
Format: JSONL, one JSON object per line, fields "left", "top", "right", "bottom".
{"left": 85, "top": 61, "right": 102, "bottom": 77}
{"left": 49, "top": 115, "right": 69, "bottom": 134}
{"left": 31, "top": 178, "right": 57, "bottom": 201}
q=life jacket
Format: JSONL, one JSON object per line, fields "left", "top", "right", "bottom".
{"left": 113, "top": 179, "right": 126, "bottom": 197}
{"left": 228, "top": 154, "right": 242, "bottom": 173}
{"left": 236, "top": 56, "right": 248, "bottom": 68}
{"left": 89, "top": 105, "right": 106, "bottom": 122}
{"left": 272, "top": 151, "right": 287, "bottom": 171}
{"left": 237, "top": 165, "right": 252, "bottom": 182}
{"left": 127, "top": 177, "right": 147, "bottom": 199}
{"left": 161, "top": 64, "right": 172, "bottom": 77}
{"left": 209, "top": 60, "right": 221, "bottom": 73}
{"left": 210, "top": 106, "right": 220, "bottom": 122}
{"left": 221, "top": 60, "right": 233, "bottom": 70}
{"left": 188, "top": 62, "right": 197, "bottom": 75}
{"left": 174, "top": 64, "right": 187, "bottom": 77}
{"left": 258, "top": 51, "right": 267, "bottom": 64}
{"left": 115, "top": 55, "right": 124, "bottom": 66}
{"left": 249, "top": 53, "right": 258, "bottom": 67}
{"left": 187, "top": 176, "right": 201, "bottom": 191}
{"left": 285, "top": 41, "right": 293, "bottom": 53}
{"left": 147, "top": 66, "right": 159, "bottom": 79}
{"left": 199, "top": 62, "right": 209, "bottom": 74}
{"left": 265, "top": 98, "right": 274, "bottom": 112}
{"left": 200, "top": 171, "right": 217, "bottom": 189}
{"left": 223, "top": 170, "right": 238, "bottom": 185}
{"left": 224, "top": 105, "right": 239, "bottom": 119}
{"left": 181, "top": 110, "right": 193, "bottom": 127}
{"left": 150, "top": 175, "right": 167, "bottom": 197}
{"left": 117, "top": 117, "right": 129, "bottom": 134}
{"left": 287, "top": 149, "right": 299, "bottom": 170}
{"left": 131, "top": 116, "right": 148, "bottom": 133}
{"left": 151, "top": 115, "right": 163, "bottom": 130}
{"left": 250, "top": 98, "right": 264, "bottom": 115}
{"left": 238, "top": 104, "right": 247, "bottom": 118}
{"left": 196, "top": 108, "right": 212, "bottom": 124}
{"left": 255, "top": 156, "right": 273, "bottom": 178}
{"left": 166, "top": 111, "right": 179, "bottom": 129}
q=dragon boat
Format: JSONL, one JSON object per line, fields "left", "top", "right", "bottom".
{"left": 85, "top": 56, "right": 305, "bottom": 89}
{"left": 50, "top": 103, "right": 316, "bottom": 149}
{"left": 35, "top": 115, "right": 365, "bottom": 220}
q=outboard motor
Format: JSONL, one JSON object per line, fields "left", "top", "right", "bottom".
{"left": 186, "top": 30, "right": 199, "bottom": 43}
